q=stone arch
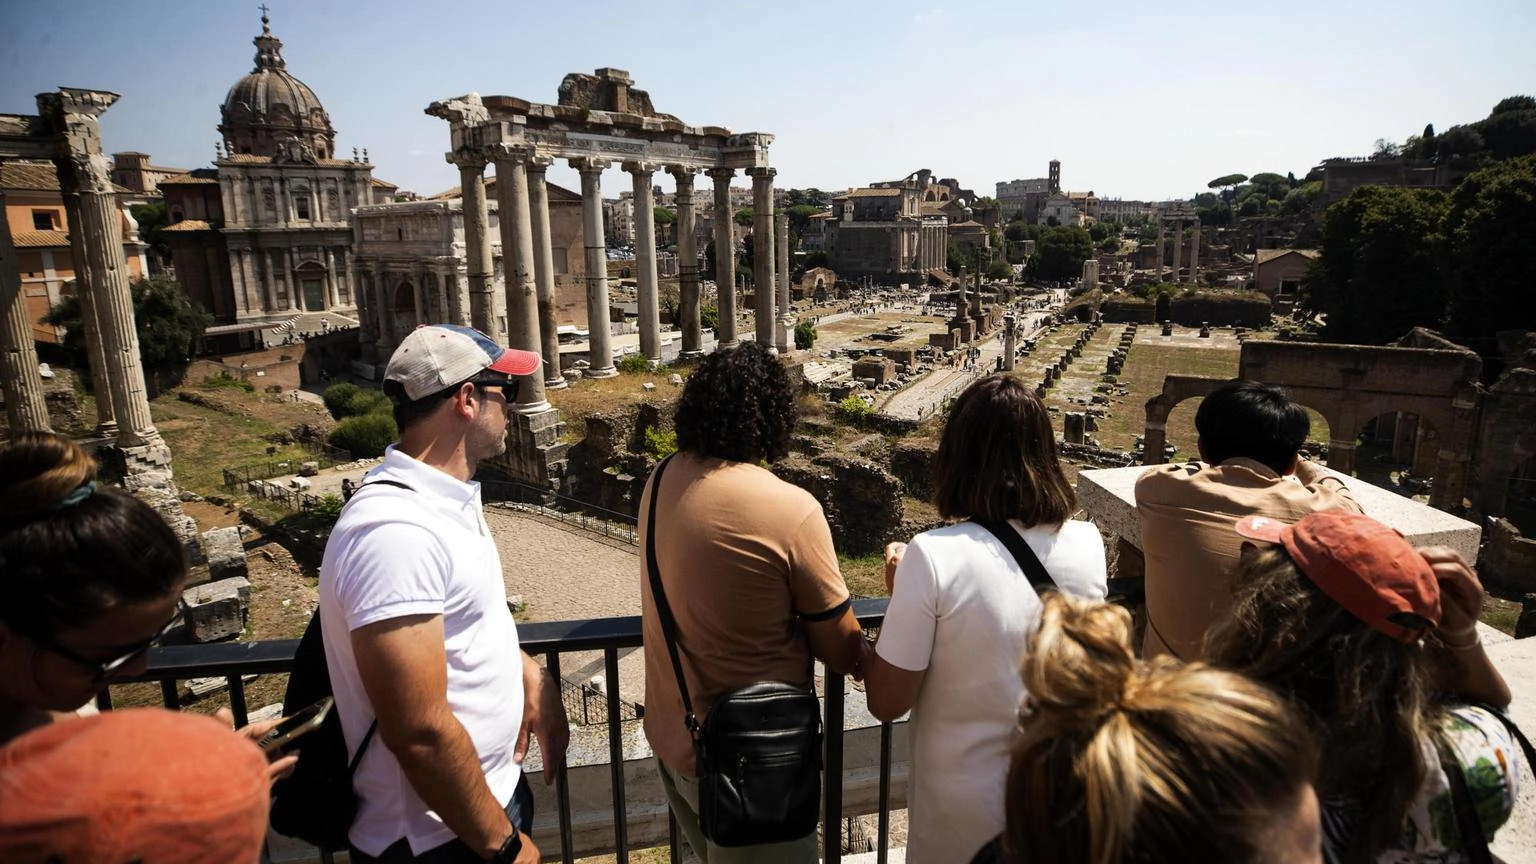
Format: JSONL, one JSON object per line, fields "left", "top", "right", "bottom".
{"left": 1237, "top": 341, "right": 1480, "bottom": 511}
{"left": 1473, "top": 368, "right": 1536, "bottom": 517}
{"left": 1141, "top": 375, "right": 1225, "bottom": 466}
{"left": 294, "top": 260, "right": 326, "bottom": 312}
{"left": 391, "top": 277, "right": 418, "bottom": 339}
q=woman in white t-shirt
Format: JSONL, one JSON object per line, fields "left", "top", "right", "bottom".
{"left": 864, "top": 375, "right": 1107, "bottom": 863}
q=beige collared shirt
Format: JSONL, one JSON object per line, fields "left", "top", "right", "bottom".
{"left": 1135, "top": 457, "right": 1362, "bottom": 660}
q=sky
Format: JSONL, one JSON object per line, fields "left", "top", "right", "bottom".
{"left": 4, "top": 0, "right": 1534, "bottom": 204}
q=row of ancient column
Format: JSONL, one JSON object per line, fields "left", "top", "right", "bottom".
{"left": 1, "top": 91, "right": 161, "bottom": 452}
{"left": 1153, "top": 218, "right": 1201, "bottom": 285}
{"left": 230, "top": 245, "right": 352, "bottom": 317}
{"left": 450, "top": 145, "right": 786, "bottom": 414}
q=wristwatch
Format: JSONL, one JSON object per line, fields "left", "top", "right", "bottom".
{"left": 490, "top": 829, "right": 523, "bottom": 863}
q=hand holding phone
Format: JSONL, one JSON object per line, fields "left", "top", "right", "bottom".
{"left": 257, "top": 696, "right": 334, "bottom": 759}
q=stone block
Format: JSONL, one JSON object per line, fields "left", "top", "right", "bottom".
{"left": 299, "top": 461, "right": 320, "bottom": 477}
{"left": 183, "top": 576, "right": 251, "bottom": 643}
{"left": 201, "top": 526, "right": 248, "bottom": 581}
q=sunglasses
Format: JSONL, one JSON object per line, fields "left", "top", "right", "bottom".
{"left": 25, "top": 600, "right": 188, "bottom": 684}
{"left": 465, "top": 375, "right": 521, "bottom": 401}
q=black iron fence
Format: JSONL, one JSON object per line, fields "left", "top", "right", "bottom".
{"left": 103, "top": 600, "right": 898, "bottom": 864}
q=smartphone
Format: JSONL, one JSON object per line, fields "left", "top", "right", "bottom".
{"left": 257, "top": 696, "right": 334, "bottom": 758}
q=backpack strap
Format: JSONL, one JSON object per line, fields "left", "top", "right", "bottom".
{"left": 972, "top": 519, "right": 1057, "bottom": 594}
{"left": 335, "top": 477, "right": 410, "bottom": 769}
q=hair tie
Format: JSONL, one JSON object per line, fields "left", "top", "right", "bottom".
{"left": 48, "top": 480, "right": 96, "bottom": 511}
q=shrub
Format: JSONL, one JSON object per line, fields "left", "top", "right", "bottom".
{"left": 834, "top": 395, "right": 874, "bottom": 424}
{"left": 643, "top": 426, "right": 678, "bottom": 459}
{"left": 345, "top": 389, "right": 393, "bottom": 417}
{"left": 322, "top": 382, "right": 361, "bottom": 419}
{"left": 329, "top": 412, "right": 398, "bottom": 458}
{"left": 617, "top": 353, "right": 652, "bottom": 374}
{"left": 203, "top": 372, "right": 255, "bottom": 392}
{"left": 308, "top": 493, "right": 345, "bottom": 528}
{"left": 794, "top": 320, "right": 817, "bottom": 350}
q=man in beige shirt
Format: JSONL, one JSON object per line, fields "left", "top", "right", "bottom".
{"left": 1136, "top": 380, "right": 1362, "bottom": 660}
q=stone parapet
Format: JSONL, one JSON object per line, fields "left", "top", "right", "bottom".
{"left": 1076, "top": 464, "right": 1481, "bottom": 561}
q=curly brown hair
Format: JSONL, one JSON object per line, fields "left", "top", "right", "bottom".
{"left": 1206, "top": 546, "right": 1438, "bottom": 861}
{"left": 674, "top": 342, "right": 795, "bottom": 464}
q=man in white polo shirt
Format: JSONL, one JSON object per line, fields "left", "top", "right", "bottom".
{"left": 321, "top": 324, "right": 568, "bottom": 863}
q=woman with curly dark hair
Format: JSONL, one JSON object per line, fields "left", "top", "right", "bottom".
{"left": 639, "top": 342, "right": 867, "bottom": 863}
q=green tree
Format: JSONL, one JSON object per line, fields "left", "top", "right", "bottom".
{"left": 1249, "top": 172, "right": 1289, "bottom": 201}
{"left": 1302, "top": 186, "right": 1447, "bottom": 345}
{"left": 1033, "top": 225, "right": 1094, "bottom": 282}
{"left": 701, "top": 305, "right": 719, "bottom": 331}
{"left": 946, "top": 240, "right": 968, "bottom": 274}
{"left": 804, "top": 250, "right": 829, "bottom": 269}
{"left": 322, "top": 382, "right": 361, "bottom": 419}
{"left": 986, "top": 259, "right": 1014, "bottom": 279}
{"left": 1441, "top": 155, "right": 1536, "bottom": 344}
{"left": 1280, "top": 181, "right": 1323, "bottom": 216}
{"left": 653, "top": 206, "right": 676, "bottom": 226}
{"left": 130, "top": 201, "right": 172, "bottom": 269}
{"left": 703, "top": 239, "right": 716, "bottom": 276}
{"left": 734, "top": 207, "right": 754, "bottom": 227}
{"left": 794, "top": 320, "right": 816, "bottom": 350}
{"left": 1478, "top": 96, "right": 1536, "bottom": 160}
{"left": 46, "top": 275, "right": 210, "bottom": 369}
{"left": 785, "top": 204, "right": 822, "bottom": 242}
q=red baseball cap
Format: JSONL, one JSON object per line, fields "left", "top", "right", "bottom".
{"left": 1235, "top": 511, "right": 1441, "bottom": 643}
{"left": 0, "top": 709, "right": 271, "bottom": 863}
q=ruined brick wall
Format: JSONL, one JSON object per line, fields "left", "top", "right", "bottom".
{"left": 772, "top": 454, "right": 905, "bottom": 555}
{"left": 890, "top": 439, "right": 938, "bottom": 503}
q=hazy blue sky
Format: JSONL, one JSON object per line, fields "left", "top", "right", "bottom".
{"left": 4, "top": 0, "right": 1533, "bottom": 202}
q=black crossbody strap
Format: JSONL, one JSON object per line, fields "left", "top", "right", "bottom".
{"left": 973, "top": 519, "right": 1057, "bottom": 593}
{"left": 644, "top": 456, "right": 701, "bottom": 734}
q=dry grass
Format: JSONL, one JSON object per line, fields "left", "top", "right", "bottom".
{"left": 546, "top": 368, "right": 686, "bottom": 440}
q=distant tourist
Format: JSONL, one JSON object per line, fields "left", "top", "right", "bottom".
{"left": 865, "top": 375, "right": 1107, "bottom": 863}
{"left": 0, "top": 709, "right": 271, "bottom": 863}
{"left": 322, "top": 324, "right": 565, "bottom": 863}
{"left": 970, "top": 593, "right": 1321, "bottom": 864}
{"left": 1208, "top": 512, "right": 1517, "bottom": 862}
{"left": 640, "top": 341, "right": 866, "bottom": 862}
{"left": 1135, "top": 380, "right": 1361, "bottom": 660}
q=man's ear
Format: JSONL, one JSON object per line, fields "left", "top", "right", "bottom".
{"left": 451, "top": 382, "right": 478, "bottom": 419}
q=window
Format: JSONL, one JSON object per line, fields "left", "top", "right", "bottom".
{"left": 553, "top": 248, "right": 568, "bottom": 276}
{"left": 295, "top": 196, "right": 311, "bottom": 220}
{"left": 32, "top": 211, "right": 55, "bottom": 231}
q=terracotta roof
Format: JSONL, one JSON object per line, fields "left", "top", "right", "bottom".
{"left": 12, "top": 229, "right": 70, "bottom": 248}
{"left": 370, "top": 177, "right": 398, "bottom": 188}
{"left": 160, "top": 175, "right": 220, "bottom": 185}
{"left": 1255, "top": 248, "right": 1320, "bottom": 265}
{"left": 845, "top": 188, "right": 902, "bottom": 198}
{"left": 0, "top": 161, "right": 60, "bottom": 191}
{"left": 164, "top": 219, "right": 213, "bottom": 231}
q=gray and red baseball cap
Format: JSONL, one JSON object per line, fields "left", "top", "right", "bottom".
{"left": 384, "top": 324, "right": 541, "bottom": 401}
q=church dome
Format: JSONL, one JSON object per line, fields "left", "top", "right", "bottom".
{"left": 218, "top": 13, "right": 335, "bottom": 160}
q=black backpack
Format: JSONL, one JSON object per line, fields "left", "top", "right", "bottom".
{"left": 267, "top": 611, "right": 377, "bottom": 852}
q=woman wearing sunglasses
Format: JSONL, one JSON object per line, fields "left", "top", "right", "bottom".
{"left": 0, "top": 432, "right": 192, "bottom": 745}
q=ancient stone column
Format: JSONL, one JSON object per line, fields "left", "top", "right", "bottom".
{"left": 1190, "top": 218, "right": 1201, "bottom": 286}
{"left": 60, "top": 192, "right": 117, "bottom": 435}
{"left": 492, "top": 145, "right": 550, "bottom": 411}
{"left": 373, "top": 262, "right": 392, "bottom": 350}
{"left": 708, "top": 168, "right": 738, "bottom": 347}
{"left": 669, "top": 167, "right": 702, "bottom": 358}
{"left": 353, "top": 263, "right": 376, "bottom": 357}
{"left": 1171, "top": 220, "right": 1183, "bottom": 285}
{"left": 625, "top": 161, "right": 661, "bottom": 361}
{"left": 1155, "top": 220, "right": 1166, "bottom": 281}
{"left": 526, "top": 157, "right": 565, "bottom": 390}
{"left": 0, "top": 192, "right": 51, "bottom": 433}
{"left": 747, "top": 166, "right": 776, "bottom": 351}
{"left": 452, "top": 151, "right": 499, "bottom": 342}
{"left": 42, "top": 90, "right": 159, "bottom": 449}
{"left": 1003, "top": 313, "right": 1017, "bottom": 372}
{"left": 572, "top": 158, "right": 617, "bottom": 377}
{"left": 775, "top": 209, "right": 792, "bottom": 353}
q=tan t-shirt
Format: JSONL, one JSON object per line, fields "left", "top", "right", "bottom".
{"left": 1135, "top": 457, "right": 1361, "bottom": 661}
{"left": 640, "top": 452, "right": 850, "bottom": 776}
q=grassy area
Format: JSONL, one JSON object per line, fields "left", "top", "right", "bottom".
{"left": 840, "top": 551, "right": 888, "bottom": 599}
{"left": 546, "top": 366, "right": 688, "bottom": 443}
{"left": 150, "top": 387, "right": 330, "bottom": 504}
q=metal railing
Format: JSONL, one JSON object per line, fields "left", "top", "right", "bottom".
{"left": 101, "top": 599, "right": 897, "bottom": 864}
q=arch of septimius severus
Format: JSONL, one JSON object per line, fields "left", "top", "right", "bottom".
{"left": 1, "top": 88, "right": 195, "bottom": 538}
